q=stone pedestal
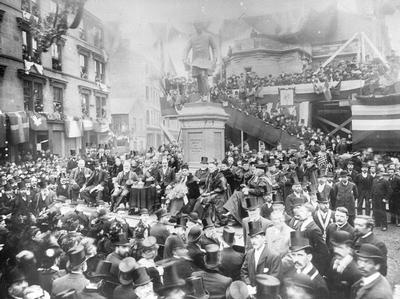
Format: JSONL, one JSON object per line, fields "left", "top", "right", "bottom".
{"left": 177, "top": 102, "right": 229, "bottom": 169}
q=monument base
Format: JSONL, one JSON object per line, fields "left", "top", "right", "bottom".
{"left": 177, "top": 102, "right": 229, "bottom": 169}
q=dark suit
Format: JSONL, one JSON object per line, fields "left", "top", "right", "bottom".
{"left": 327, "top": 258, "right": 362, "bottom": 299}
{"left": 32, "top": 190, "right": 57, "bottom": 215}
{"left": 157, "top": 167, "right": 176, "bottom": 187}
{"left": 113, "top": 284, "right": 138, "bottom": 299}
{"left": 370, "top": 176, "right": 391, "bottom": 228}
{"left": 288, "top": 265, "right": 329, "bottom": 299}
{"left": 300, "top": 220, "right": 330, "bottom": 276}
{"left": 219, "top": 246, "right": 244, "bottom": 281}
{"left": 240, "top": 245, "right": 281, "bottom": 286}
{"left": 242, "top": 217, "right": 272, "bottom": 252}
{"left": 353, "top": 233, "right": 387, "bottom": 276}
{"left": 38, "top": 268, "right": 66, "bottom": 293}
{"left": 389, "top": 174, "right": 400, "bottom": 221}
{"left": 355, "top": 173, "right": 373, "bottom": 215}
{"left": 51, "top": 273, "right": 89, "bottom": 296}
{"left": 317, "top": 184, "right": 334, "bottom": 207}
{"left": 192, "top": 269, "right": 232, "bottom": 299}
{"left": 70, "top": 167, "right": 92, "bottom": 200}
{"left": 187, "top": 242, "right": 205, "bottom": 270}
{"left": 150, "top": 222, "right": 170, "bottom": 260}
{"left": 80, "top": 169, "right": 109, "bottom": 204}
{"left": 350, "top": 274, "right": 392, "bottom": 299}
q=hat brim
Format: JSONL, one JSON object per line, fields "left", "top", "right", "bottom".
{"left": 249, "top": 231, "right": 265, "bottom": 238}
{"left": 289, "top": 245, "right": 312, "bottom": 252}
{"left": 157, "top": 279, "right": 186, "bottom": 293}
{"left": 355, "top": 251, "right": 383, "bottom": 260}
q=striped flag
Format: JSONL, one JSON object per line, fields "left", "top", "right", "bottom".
{"left": 8, "top": 111, "right": 29, "bottom": 144}
{"left": 352, "top": 94, "right": 400, "bottom": 151}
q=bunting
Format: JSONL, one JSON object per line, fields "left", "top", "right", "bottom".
{"left": 8, "top": 111, "right": 29, "bottom": 144}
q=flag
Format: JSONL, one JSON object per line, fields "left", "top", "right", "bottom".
{"left": 352, "top": 94, "right": 400, "bottom": 151}
{"left": 28, "top": 112, "right": 48, "bottom": 131}
{"left": 65, "top": 120, "right": 82, "bottom": 138}
{"left": 8, "top": 111, "right": 29, "bottom": 144}
{"left": 0, "top": 113, "right": 6, "bottom": 148}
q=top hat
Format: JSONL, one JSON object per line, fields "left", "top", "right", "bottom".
{"left": 289, "top": 231, "right": 311, "bottom": 252}
{"left": 181, "top": 163, "right": 189, "bottom": 170}
{"left": 113, "top": 233, "right": 131, "bottom": 246}
{"left": 330, "top": 230, "right": 352, "bottom": 246}
{"left": 226, "top": 280, "right": 249, "bottom": 299}
{"left": 222, "top": 226, "right": 235, "bottom": 245}
{"left": 204, "top": 244, "right": 220, "bottom": 269}
{"left": 175, "top": 215, "right": 189, "bottom": 228}
{"left": 316, "top": 193, "right": 329, "bottom": 204}
{"left": 119, "top": 257, "right": 138, "bottom": 285}
{"left": 67, "top": 245, "right": 87, "bottom": 268}
{"left": 142, "top": 236, "right": 159, "bottom": 252}
{"left": 248, "top": 221, "right": 265, "bottom": 238}
{"left": 54, "top": 289, "right": 78, "bottom": 299}
{"left": 284, "top": 273, "right": 315, "bottom": 295}
{"left": 202, "top": 218, "right": 214, "bottom": 229}
{"left": 200, "top": 157, "right": 208, "bottom": 164}
{"left": 158, "top": 263, "right": 185, "bottom": 293}
{"left": 132, "top": 267, "right": 152, "bottom": 286}
{"left": 186, "top": 276, "right": 209, "bottom": 299}
{"left": 356, "top": 244, "right": 384, "bottom": 260}
{"left": 155, "top": 208, "right": 169, "bottom": 220}
{"left": 255, "top": 274, "right": 280, "bottom": 299}
{"left": 87, "top": 259, "right": 112, "bottom": 279}
{"left": 188, "top": 226, "right": 203, "bottom": 243}
{"left": 245, "top": 197, "right": 260, "bottom": 211}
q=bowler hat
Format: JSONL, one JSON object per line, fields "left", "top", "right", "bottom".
{"left": 119, "top": 257, "right": 138, "bottom": 285}
{"left": 356, "top": 243, "right": 384, "bottom": 260}
{"left": 200, "top": 157, "right": 208, "bottom": 165}
{"left": 330, "top": 230, "right": 352, "bottom": 246}
{"left": 202, "top": 218, "right": 214, "bottom": 229}
{"left": 289, "top": 231, "right": 311, "bottom": 252}
{"left": 114, "top": 233, "right": 131, "bottom": 246}
{"left": 54, "top": 289, "right": 78, "bottom": 299}
{"left": 204, "top": 244, "right": 220, "bottom": 269}
{"left": 142, "top": 236, "right": 159, "bottom": 252}
{"left": 188, "top": 226, "right": 203, "bottom": 243}
{"left": 155, "top": 208, "right": 169, "bottom": 220}
{"left": 226, "top": 280, "right": 249, "bottom": 299}
{"left": 248, "top": 221, "right": 264, "bottom": 237}
{"left": 67, "top": 245, "right": 87, "bottom": 268}
{"left": 158, "top": 263, "right": 185, "bottom": 293}
{"left": 255, "top": 274, "right": 280, "bottom": 299}
{"left": 186, "top": 276, "right": 209, "bottom": 299}
{"left": 339, "top": 170, "right": 348, "bottom": 177}
{"left": 132, "top": 266, "right": 152, "bottom": 286}
{"left": 245, "top": 197, "right": 260, "bottom": 211}
{"left": 222, "top": 226, "right": 235, "bottom": 245}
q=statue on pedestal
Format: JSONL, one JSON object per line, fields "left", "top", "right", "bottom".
{"left": 183, "top": 23, "right": 217, "bottom": 102}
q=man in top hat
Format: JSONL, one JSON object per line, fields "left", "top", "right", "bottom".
{"left": 179, "top": 163, "right": 201, "bottom": 213}
{"left": 192, "top": 244, "right": 232, "bottom": 299}
{"left": 242, "top": 197, "right": 273, "bottom": 252}
{"left": 113, "top": 257, "right": 138, "bottom": 299}
{"left": 219, "top": 226, "right": 244, "bottom": 281}
{"left": 355, "top": 164, "right": 373, "bottom": 216}
{"left": 370, "top": 171, "right": 391, "bottom": 231}
{"left": 326, "top": 231, "right": 362, "bottom": 299}
{"left": 38, "top": 245, "right": 66, "bottom": 293}
{"left": 106, "top": 234, "right": 131, "bottom": 281}
{"left": 80, "top": 160, "right": 109, "bottom": 206}
{"left": 70, "top": 159, "right": 92, "bottom": 202}
{"left": 132, "top": 267, "right": 157, "bottom": 299}
{"left": 285, "top": 183, "right": 308, "bottom": 217}
{"left": 332, "top": 171, "right": 358, "bottom": 226}
{"left": 292, "top": 203, "right": 330, "bottom": 276}
{"left": 157, "top": 262, "right": 186, "bottom": 299}
{"left": 353, "top": 215, "right": 387, "bottom": 276}
{"left": 150, "top": 208, "right": 171, "bottom": 260}
{"left": 32, "top": 180, "right": 57, "bottom": 216}
{"left": 287, "top": 231, "right": 328, "bottom": 299}
{"left": 138, "top": 236, "right": 162, "bottom": 290}
{"left": 79, "top": 259, "right": 112, "bottom": 299}
{"left": 255, "top": 274, "right": 280, "bottom": 299}
{"left": 326, "top": 207, "right": 355, "bottom": 251}
{"left": 240, "top": 221, "right": 281, "bottom": 296}
{"left": 350, "top": 244, "right": 392, "bottom": 299}
{"left": 110, "top": 160, "right": 139, "bottom": 212}
{"left": 312, "top": 194, "right": 334, "bottom": 241}
{"left": 195, "top": 157, "right": 209, "bottom": 190}
{"left": 52, "top": 245, "right": 89, "bottom": 296}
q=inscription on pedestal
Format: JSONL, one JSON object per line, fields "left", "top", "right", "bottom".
{"left": 188, "top": 132, "right": 203, "bottom": 162}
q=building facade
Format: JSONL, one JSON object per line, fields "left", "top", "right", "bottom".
{"left": 0, "top": 0, "right": 110, "bottom": 162}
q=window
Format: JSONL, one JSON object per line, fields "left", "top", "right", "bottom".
{"left": 146, "top": 110, "right": 150, "bottom": 125}
{"left": 23, "top": 80, "right": 43, "bottom": 112}
{"left": 51, "top": 43, "right": 62, "bottom": 71}
{"left": 79, "top": 54, "right": 88, "bottom": 79}
{"left": 21, "top": 0, "right": 40, "bottom": 17}
{"left": 95, "top": 96, "right": 107, "bottom": 118}
{"left": 53, "top": 86, "right": 63, "bottom": 113}
{"left": 93, "top": 26, "right": 104, "bottom": 48}
{"left": 94, "top": 60, "right": 105, "bottom": 83}
{"left": 79, "top": 20, "right": 87, "bottom": 40}
{"left": 81, "top": 93, "right": 90, "bottom": 117}
{"left": 21, "top": 30, "right": 41, "bottom": 64}
{"left": 146, "top": 86, "right": 149, "bottom": 100}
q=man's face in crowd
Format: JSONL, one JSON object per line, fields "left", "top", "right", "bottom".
{"left": 291, "top": 249, "right": 311, "bottom": 271}
{"left": 208, "top": 163, "right": 217, "bottom": 173}
{"left": 248, "top": 208, "right": 260, "bottom": 221}
{"left": 162, "top": 160, "right": 168, "bottom": 168}
{"left": 348, "top": 163, "right": 354, "bottom": 171}
{"left": 227, "top": 157, "right": 234, "bottom": 165}
{"left": 333, "top": 243, "right": 352, "bottom": 260}
{"left": 318, "top": 202, "right": 329, "bottom": 213}
{"left": 354, "top": 218, "right": 370, "bottom": 236}
{"left": 78, "top": 160, "right": 85, "bottom": 168}
{"left": 318, "top": 177, "right": 326, "bottom": 185}
{"left": 361, "top": 166, "right": 368, "bottom": 173}
{"left": 242, "top": 163, "right": 249, "bottom": 171}
{"left": 250, "top": 234, "right": 265, "bottom": 250}
{"left": 388, "top": 169, "right": 395, "bottom": 177}
{"left": 123, "top": 162, "right": 131, "bottom": 172}
{"left": 295, "top": 206, "right": 309, "bottom": 221}
{"left": 181, "top": 168, "right": 189, "bottom": 176}
{"left": 370, "top": 166, "right": 376, "bottom": 174}
{"left": 116, "top": 245, "right": 130, "bottom": 258}
{"left": 357, "top": 256, "right": 380, "bottom": 277}
{"left": 340, "top": 176, "right": 348, "bottom": 184}
{"left": 293, "top": 184, "right": 302, "bottom": 194}
{"left": 335, "top": 211, "right": 348, "bottom": 226}
{"left": 220, "top": 163, "right": 228, "bottom": 171}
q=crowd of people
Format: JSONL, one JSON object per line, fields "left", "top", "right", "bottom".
{"left": 0, "top": 138, "right": 399, "bottom": 299}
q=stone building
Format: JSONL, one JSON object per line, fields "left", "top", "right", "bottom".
{"left": 0, "top": 0, "right": 110, "bottom": 162}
